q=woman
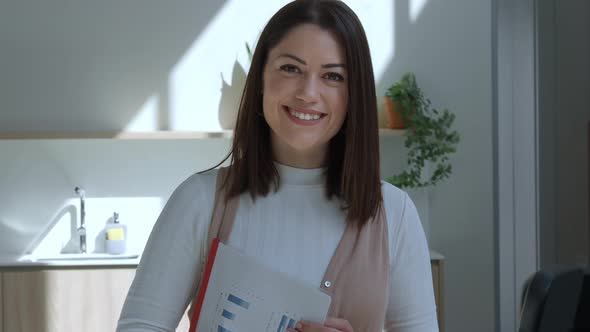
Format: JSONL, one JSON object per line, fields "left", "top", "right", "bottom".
{"left": 117, "top": 1, "right": 438, "bottom": 331}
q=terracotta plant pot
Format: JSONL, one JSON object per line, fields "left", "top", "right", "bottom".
{"left": 383, "top": 96, "right": 408, "bottom": 129}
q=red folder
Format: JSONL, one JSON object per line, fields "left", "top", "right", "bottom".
{"left": 188, "top": 237, "right": 221, "bottom": 332}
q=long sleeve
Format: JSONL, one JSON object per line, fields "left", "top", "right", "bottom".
{"left": 384, "top": 190, "right": 439, "bottom": 332}
{"left": 117, "top": 173, "right": 216, "bottom": 332}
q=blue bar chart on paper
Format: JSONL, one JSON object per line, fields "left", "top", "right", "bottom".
{"left": 276, "top": 314, "right": 297, "bottom": 332}
{"left": 228, "top": 294, "right": 250, "bottom": 309}
{"left": 214, "top": 292, "right": 300, "bottom": 332}
{"left": 216, "top": 293, "right": 251, "bottom": 332}
{"left": 194, "top": 242, "right": 331, "bottom": 332}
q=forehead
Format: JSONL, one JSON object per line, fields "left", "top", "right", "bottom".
{"left": 269, "top": 23, "right": 346, "bottom": 63}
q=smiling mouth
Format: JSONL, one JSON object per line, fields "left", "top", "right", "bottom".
{"left": 282, "top": 106, "right": 326, "bottom": 122}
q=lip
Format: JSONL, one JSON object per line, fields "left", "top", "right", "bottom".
{"left": 282, "top": 105, "right": 326, "bottom": 126}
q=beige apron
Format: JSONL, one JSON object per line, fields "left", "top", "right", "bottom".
{"left": 193, "top": 167, "right": 390, "bottom": 332}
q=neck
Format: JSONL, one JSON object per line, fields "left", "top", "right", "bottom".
{"left": 271, "top": 137, "right": 327, "bottom": 169}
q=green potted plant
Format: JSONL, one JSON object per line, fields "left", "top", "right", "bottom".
{"left": 383, "top": 72, "right": 419, "bottom": 129}
{"left": 385, "top": 72, "right": 460, "bottom": 188}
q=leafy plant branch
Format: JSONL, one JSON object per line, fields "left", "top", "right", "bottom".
{"left": 385, "top": 73, "right": 460, "bottom": 189}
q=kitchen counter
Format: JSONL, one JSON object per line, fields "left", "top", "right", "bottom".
{"left": 0, "top": 254, "right": 140, "bottom": 270}
{"left": 429, "top": 249, "right": 444, "bottom": 261}
{"left": 1, "top": 250, "right": 443, "bottom": 269}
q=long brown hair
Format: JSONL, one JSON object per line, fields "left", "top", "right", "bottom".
{"left": 224, "top": 0, "right": 382, "bottom": 227}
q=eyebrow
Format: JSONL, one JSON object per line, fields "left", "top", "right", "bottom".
{"left": 278, "top": 53, "right": 346, "bottom": 69}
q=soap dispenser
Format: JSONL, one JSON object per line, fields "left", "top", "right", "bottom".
{"left": 105, "top": 212, "right": 127, "bottom": 255}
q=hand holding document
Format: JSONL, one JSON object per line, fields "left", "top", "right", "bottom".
{"left": 190, "top": 239, "right": 332, "bottom": 332}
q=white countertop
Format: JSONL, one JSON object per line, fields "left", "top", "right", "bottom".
{"left": 1, "top": 250, "right": 443, "bottom": 269}
{"left": 0, "top": 253, "right": 140, "bottom": 268}
{"left": 429, "top": 249, "right": 444, "bottom": 261}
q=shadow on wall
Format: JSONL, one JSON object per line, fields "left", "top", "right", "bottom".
{"left": 218, "top": 60, "right": 248, "bottom": 130}
{"left": 375, "top": 1, "right": 492, "bottom": 332}
{"left": 0, "top": 221, "right": 35, "bottom": 259}
{"left": 0, "top": 138, "right": 233, "bottom": 257}
{"left": 0, "top": 1, "right": 225, "bottom": 133}
{"left": 377, "top": 0, "right": 487, "bottom": 252}
{"left": 28, "top": 204, "right": 78, "bottom": 255}
{"left": 0, "top": 142, "right": 72, "bottom": 256}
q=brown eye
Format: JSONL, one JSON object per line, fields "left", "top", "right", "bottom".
{"left": 323, "top": 72, "right": 344, "bottom": 82}
{"left": 280, "top": 64, "right": 301, "bottom": 73}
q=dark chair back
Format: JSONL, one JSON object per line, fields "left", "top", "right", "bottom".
{"left": 519, "top": 267, "right": 587, "bottom": 332}
{"left": 519, "top": 269, "right": 555, "bottom": 332}
{"left": 574, "top": 272, "right": 590, "bottom": 329}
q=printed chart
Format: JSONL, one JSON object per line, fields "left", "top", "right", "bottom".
{"left": 194, "top": 241, "right": 330, "bottom": 332}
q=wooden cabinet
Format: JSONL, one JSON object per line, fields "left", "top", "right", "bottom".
{"left": 0, "top": 272, "right": 3, "bottom": 332}
{"left": 0, "top": 268, "right": 190, "bottom": 332}
{"left": 431, "top": 253, "right": 445, "bottom": 332}
{"left": 2, "top": 269, "right": 135, "bottom": 332}
{"left": 0, "top": 259, "right": 442, "bottom": 332}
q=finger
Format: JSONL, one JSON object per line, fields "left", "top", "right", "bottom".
{"left": 285, "top": 321, "right": 310, "bottom": 332}
{"left": 324, "top": 317, "right": 354, "bottom": 332}
{"left": 297, "top": 320, "right": 338, "bottom": 332}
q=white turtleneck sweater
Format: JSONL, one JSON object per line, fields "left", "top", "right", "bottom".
{"left": 117, "top": 164, "right": 438, "bottom": 332}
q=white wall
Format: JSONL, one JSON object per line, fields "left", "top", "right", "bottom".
{"left": 376, "top": 1, "right": 494, "bottom": 332}
{"left": 0, "top": 0, "right": 396, "bottom": 133}
{"left": 0, "top": 1, "right": 495, "bottom": 331}
{"left": 0, "top": 139, "right": 232, "bottom": 257}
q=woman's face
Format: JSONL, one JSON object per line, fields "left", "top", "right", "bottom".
{"left": 262, "top": 23, "right": 348, "bottom": 168}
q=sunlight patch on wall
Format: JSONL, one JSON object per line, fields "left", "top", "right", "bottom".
{"left": 169, "top": 1, "right": 290, "bottom": 131}
{"left": 30, "top": 197, "right": 163, "bottom": 257}
{"left": 348, "top": 1, "right": 395, "bottom": 82}
{"left": 125, "top": 94, "right": 159, "bottom": 131}
{"left": 167, "top": 0, "right": 394, "bottom": 131}
{"left": 410, "top": 0, "right": 429, "bottom": 22}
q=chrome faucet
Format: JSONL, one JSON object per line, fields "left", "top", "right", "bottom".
{"left": 75, "top": 186, "right": 87, "bottom": 253}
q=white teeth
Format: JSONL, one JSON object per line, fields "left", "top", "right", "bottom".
{"left": 288, "top": 109, "right": 321, "bottom": 121}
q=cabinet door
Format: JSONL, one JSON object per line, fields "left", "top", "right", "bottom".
{"left": 0, "top": 272, "right": 3, "bottom": 332}
{"left": 2, "top": 269, "right": 191, "bottom": 332}
{"left": 430, "top": 260, "right": 445, "bottom": 332}
{"left": 2, "top": 269, "right": 135, "bottom": 332}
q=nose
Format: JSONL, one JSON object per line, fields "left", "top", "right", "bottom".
{"left": 295, "top": 74, "right": 319, "bottom": 103}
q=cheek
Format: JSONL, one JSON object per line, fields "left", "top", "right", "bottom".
{"left": 262, "top": 88, "right": 279, "bottom": 117}
{"left": 330, "top": 89, "right": 348, "bottom": 120}
{"left": 265, "top": 72, "right": 295, "bottom": 99}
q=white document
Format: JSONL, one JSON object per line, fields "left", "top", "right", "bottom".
{"left": 195, "top": 241, "right": 332, "bottom": 332}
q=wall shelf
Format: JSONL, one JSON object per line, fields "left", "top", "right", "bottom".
{"left": 378, "top": 128, "right": 406, "bottom": 137}
{"left": 0, "top": 129, "right": 405, "bottom": 140}
{"left": 0, "top": 131, "right": 234, "bottom": 140}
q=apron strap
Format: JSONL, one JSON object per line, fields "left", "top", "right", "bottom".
{"left": 188, "top": 167, "right": 240, "bottom": 331}
{"left": 206, "top": 167, "right": 239, "bottom": 247}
